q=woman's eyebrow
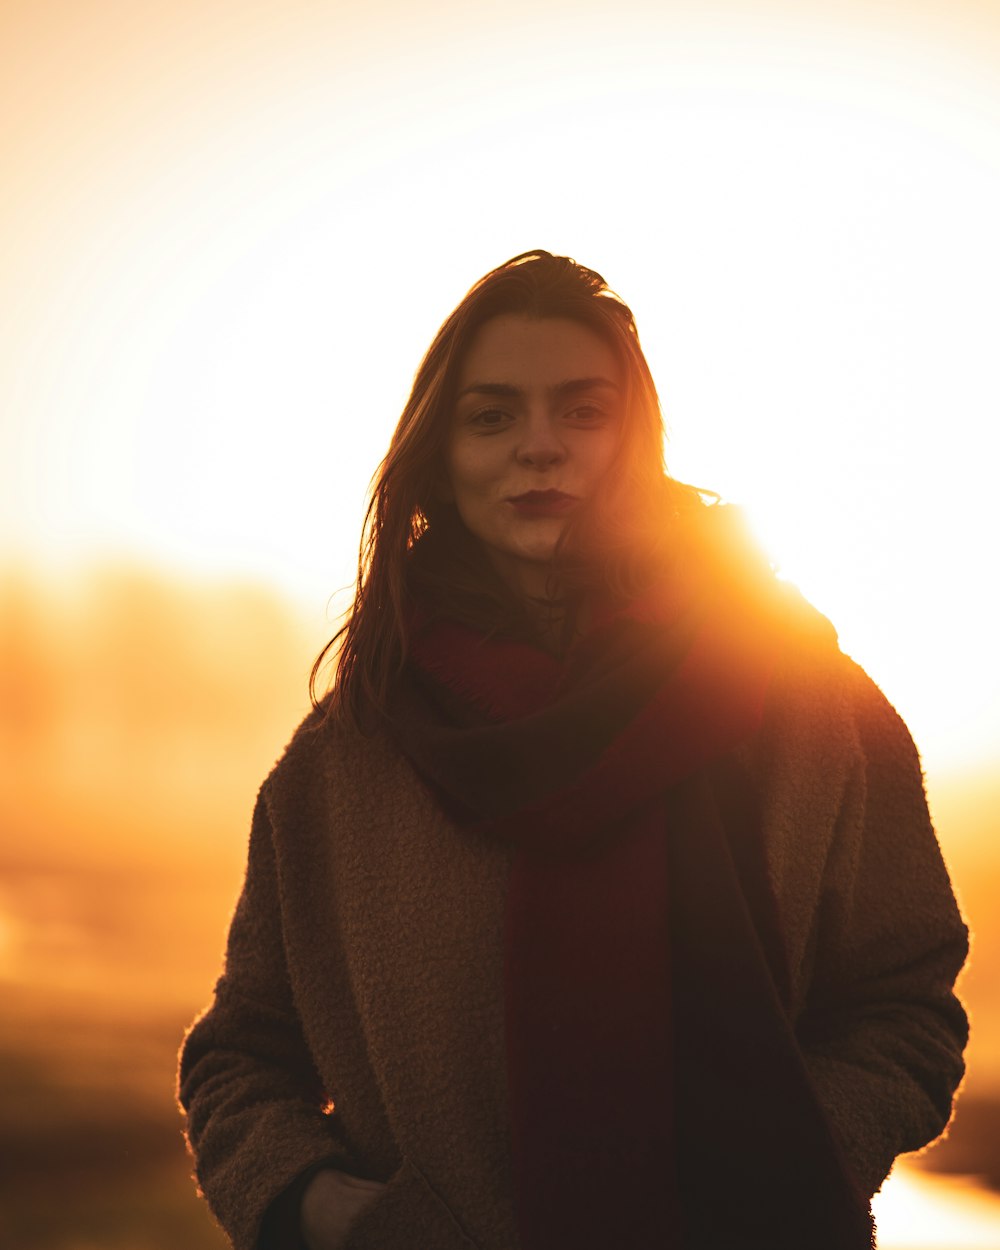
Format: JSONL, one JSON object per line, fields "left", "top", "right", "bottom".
{"left": 456, "top": 381, "right": 522, "bottom": 400}
{"left": 456, "top": 376, "right": 621, "bottom": 400}
{"left": 552, "top": 376, "right": 621, "bottom": 399}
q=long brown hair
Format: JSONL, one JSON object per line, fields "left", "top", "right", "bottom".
{"left": 311, "top": 250, "right": 709, "bottom": 727}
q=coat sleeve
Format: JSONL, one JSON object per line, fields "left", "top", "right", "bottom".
{"left": 178, "top": 789, "right": 351, "bottom": 1250}
{"left": 797, "top": 660, "right": 970, "bottom": 1198}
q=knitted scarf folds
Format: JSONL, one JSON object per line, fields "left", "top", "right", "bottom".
{"left": 386, "top": 576, "right": 875, "bottom": 1250}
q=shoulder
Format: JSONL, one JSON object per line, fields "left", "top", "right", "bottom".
{"left": 737, "top": 563, "right": 928, "bottom": 814}
{"left": 258, "top": 700, "right": 438, "bottom": 837}
{"left": 836, "top": 654, "right": 926, "bottom": 784}
{"left": 265, "top": 701, "right": 395, "bottom": 789}
{"left": 747, "top": 633, "right": 935, "bottom": 887}
{"left": 676, "top": 502, "right": 922, "bottom": 774}
{"left": 264, "top": 699, "right": 362, "bottom": 772}
{"left": 765, "top": 628, "right": 923, "bottom": 780}
{"left": 683, "top": 502, "right": 839, "bottom": 657}
{"left": 760, "top": 620, "right": 914, "bottom": 750}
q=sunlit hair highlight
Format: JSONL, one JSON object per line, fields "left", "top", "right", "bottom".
{"left": 311, "top": 250, "right": 710, "bottom": 727}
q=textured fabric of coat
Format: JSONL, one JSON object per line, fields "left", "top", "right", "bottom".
{"left": 178, "top": 634, "right": 969, "bottom": 1250}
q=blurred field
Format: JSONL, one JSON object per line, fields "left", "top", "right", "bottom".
{"left": 0, "top": 986, "right": 227, "bottom": 1250}
{"left": 2, "top": 562, "right": 999, "bottom": 1248}
{"left": 0, "top": 564, "right": 317, "bottom": 1249}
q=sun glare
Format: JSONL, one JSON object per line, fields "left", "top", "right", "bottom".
{"left": 874, "top": 1164, "right": 1000, "bottom": 1248}
{"left": 2, "top": 7, "right": 999, "bottom": 1247}
{"left": 1, "top": 2, "right": 997, "bottom": 757}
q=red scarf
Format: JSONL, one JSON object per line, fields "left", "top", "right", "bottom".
{"left": 387, "top": 569, "right": 874, "bottom": 1249}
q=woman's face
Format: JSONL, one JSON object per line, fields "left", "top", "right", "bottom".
{"left": 447, "top": 314, "right": 624, "bottom": 598}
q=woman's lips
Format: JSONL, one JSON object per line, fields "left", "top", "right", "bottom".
{"left": 506, "top": 490, "right": 578, "bottom": 517}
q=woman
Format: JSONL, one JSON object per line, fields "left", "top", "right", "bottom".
{"left": 179, "top": 251, "right": 969, "bottom": 1250}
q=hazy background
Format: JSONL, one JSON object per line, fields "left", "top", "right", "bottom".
{"left": 2, "top": 1, "right": 999, "bottom": 1246}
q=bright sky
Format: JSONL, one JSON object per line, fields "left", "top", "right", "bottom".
{"left": 2, "top": 0, "right": 999, "bottom": 771}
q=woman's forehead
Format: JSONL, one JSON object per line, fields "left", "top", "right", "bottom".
{"left": 457, "top": 315, "right": 622, "bottom": 392}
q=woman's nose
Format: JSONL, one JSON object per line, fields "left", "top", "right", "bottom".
{"left": 515, "top": 415, "right": 566, "bottom": 468}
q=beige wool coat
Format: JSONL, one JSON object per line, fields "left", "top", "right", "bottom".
{"left": 179, "top": 638, "right": 969, "bottom": 1250}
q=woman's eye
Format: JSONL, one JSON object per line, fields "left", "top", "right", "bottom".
{"left": 471, "top": 407, "right": 510, "bottom": 429}
{"left": 567, "top": 404, "right": 606, "bottom": 423}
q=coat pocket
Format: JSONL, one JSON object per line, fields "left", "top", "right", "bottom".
{"left": 343, "top": 1158, "right": 479, "bottom": 1250}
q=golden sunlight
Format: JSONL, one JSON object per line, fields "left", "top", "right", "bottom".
{"left": 875, "top": 1164, "right": 1000, "bottom": 1248}
{"left": 4, "top": 2, "right": 996, "bottom": 770}
{"left": 3, "top": 3, "right": 1000, "bottom": 1246}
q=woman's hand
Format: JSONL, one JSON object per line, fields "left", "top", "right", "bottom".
{"left": 299, "top": 1168, "right": 388, "bottom": 1250}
